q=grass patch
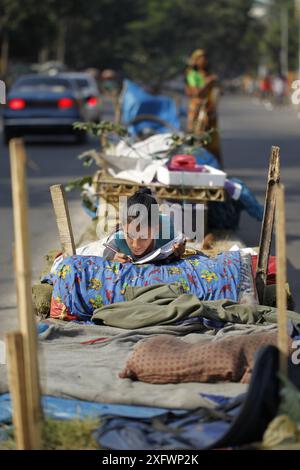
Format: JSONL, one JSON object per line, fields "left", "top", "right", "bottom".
{"left": 0, "top": 418, "right": 100, "bottom": 450}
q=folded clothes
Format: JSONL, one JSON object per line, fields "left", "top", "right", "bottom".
{"left": 119, "top": 331, "right": 292, "bottom": 384}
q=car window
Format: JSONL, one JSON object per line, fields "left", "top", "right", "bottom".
{"left": 14, "top": 77, "right": 72, "bottom": 93}
{"left": 75, "top": 79, "right": 91, "bottom": 89}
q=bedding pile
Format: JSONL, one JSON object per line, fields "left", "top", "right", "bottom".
{"left": 0, "top": 319, "right": 256, "bottom": 408}
{"left": 46, "top": 251, "right": 255, "bottom": 321}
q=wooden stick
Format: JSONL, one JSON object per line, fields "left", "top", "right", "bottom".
{"left": 275, "top": 184, "right": 288, "bottom": 378}
{"left": 6, "top": 332, "right": 31, "bottom": 450}
{"left": 50, "top": 184, "right": 76, "bottom": 257}
{"left": 9, "top": 138, "right": 42, "bottom": 449}
{"left": 114, "top": 92, "right": 121, "bottom": 124}
{"left": 256, "top": 146, "right": 280, "bottom": 304}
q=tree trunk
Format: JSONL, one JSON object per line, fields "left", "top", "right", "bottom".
{"left": 56, "top": 19, "right": 66, "bottom": 64}
{"left": 0, "top": 33, "right": 9, "bottom": 79}
{"left": 38, "top": 47, "right": 49, "bottom": 64}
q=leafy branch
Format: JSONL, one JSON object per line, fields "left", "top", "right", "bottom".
{"left": 68, "top": 121, "right": 216, "bottom": 200}
{"left": 170, "top": 128, "right": 215, "bottom": 150}
{"left": 65, "top": 175, "right": 93, "bottom": 192}
{"left": 73, "top": 120, "right": 128, "bottom": 137}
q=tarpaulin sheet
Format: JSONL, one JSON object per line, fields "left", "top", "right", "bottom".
{"left": 0, "top": 393, "right": 185, "bottom": 424}
{"left": 121, "top": 80, "right": 181, "bottom": 136}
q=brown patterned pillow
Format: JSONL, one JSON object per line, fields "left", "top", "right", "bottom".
{"left": 119, "top": 331, "right": 288, "bottom": 384}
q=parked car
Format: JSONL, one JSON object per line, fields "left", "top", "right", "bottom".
{"left": 60, "top": 72, "right": 101, "bottom": 122}
{"left": 3, "top": 74, "right": 86, "bottom": 144}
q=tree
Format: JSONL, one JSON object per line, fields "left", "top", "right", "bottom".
{"left": 122, "top": 0, "right": 263, "bottom": 83}
{"left": 259, "top": 0, "right": 299, "bottom": 74}
{"left": 1, "top": 0, "right": 268, "bottom": 85}
{"left": 0, "top": 0, "right": 29, "bottom": 76}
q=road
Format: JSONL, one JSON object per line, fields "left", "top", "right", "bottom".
{"left": 220, "top": 95, "right": 300, "bottom": 308}
{"left": 0, "top": 94, "right": 300, "bottom": 338}
{"left": 0, "top": 96, "right": 115, "bottom": 337}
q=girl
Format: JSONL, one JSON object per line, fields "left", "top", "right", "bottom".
{"left": 103, "top": 188, "right": 186, "bottom": 263}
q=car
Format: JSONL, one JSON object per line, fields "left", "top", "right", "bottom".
{"left": 60, "top": 72, "right": 101, "bottom": 122}
{"left": 3, "top": 74, "right": 86, "bottom": 144}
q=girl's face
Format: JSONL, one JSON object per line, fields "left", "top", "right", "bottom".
{"left": 195, "top": 55, "right": 206, "bottom": 70}
{"left": 124, "top": 223, "right": 156, "bottom": 258}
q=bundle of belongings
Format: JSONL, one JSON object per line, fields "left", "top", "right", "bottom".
{"left": 83, "top": 134, "right": 263, "bottom": 230}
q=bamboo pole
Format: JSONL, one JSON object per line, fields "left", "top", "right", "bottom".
{"left": 9, "top": 138, "right": 42, "bottom": 449}
{"left": 50, "top": 184, "right": 76, "bottom": 257}
{"left": 256, "top": 146, "right": 280, "bottom": 304}
{"left": 6, "top": 332, "right": 31, "bottom": 449}
{"left": 275, "top": 184, "right": 288, "bottom": 377}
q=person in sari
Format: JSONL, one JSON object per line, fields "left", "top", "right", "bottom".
{"left": 185, "top": 49, "right": 223, "bottom": 167}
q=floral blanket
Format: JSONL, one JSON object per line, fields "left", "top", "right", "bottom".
{"left": 47, "top": 252, "right": 247, "bottom": 321}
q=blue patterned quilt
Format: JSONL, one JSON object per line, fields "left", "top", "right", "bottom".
{"left": 47, "top": 252, "right": 244, "bottom": 321}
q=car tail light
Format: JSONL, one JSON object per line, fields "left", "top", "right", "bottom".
{"left": 58, "top": 97, "right": 74, "bottom": 109}
{"left": 8, "top": 98, "right": 26, "bottom": 110}
{"left": 86, "top": 96, "right": 98, "bottom": 107}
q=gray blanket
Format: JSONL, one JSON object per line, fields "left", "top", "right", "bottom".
{"left": 0, "top": 320, "right": 277, "bottom": 410}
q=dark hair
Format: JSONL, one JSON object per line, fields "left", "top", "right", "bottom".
{"left": 122, "top": 188, "right": 159, "bottom": 227}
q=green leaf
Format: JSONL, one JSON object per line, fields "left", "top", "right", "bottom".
{"left": 65, "top": 176, "right": 93, "bottom": 192}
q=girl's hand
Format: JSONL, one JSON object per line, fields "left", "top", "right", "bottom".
{"left": 113, "top": 252, "right": 132, "bottom": 263}
{"left": 172, "top": 239, "right": 186, "bottom": 258}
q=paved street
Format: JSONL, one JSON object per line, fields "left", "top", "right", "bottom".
{"left": 0, "top": 96, "right": 115, "bottom": 336}
{"left": 220, "top": 95, "right": 300, "bottom": 307}
{"left": 0, "top": 94, "right": 300, "bottom": 338}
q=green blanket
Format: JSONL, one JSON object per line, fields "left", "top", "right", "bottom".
{"left": 92, "top": 283, "right": 300, "bottom": 329}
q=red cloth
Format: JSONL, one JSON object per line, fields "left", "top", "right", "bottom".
{"left": 50, "top": 297, "right": 75, "bottom": 321}
{"left": 251, "top": 255, "right": 276, "bottom": 285}
{"left": 168, "top": 154, "right": 206, "bottom": 172}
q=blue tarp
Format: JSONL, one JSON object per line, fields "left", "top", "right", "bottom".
{"left": 0, "top": 393, "right": 185, "bottom": 424}
{"left": 94, "top": 397, "right": 243, "bottom": 450}
{"left": 192, "top": 146, "right": 221, "bottom": 169}
{"left": 0, "top": 393, "right": 234, "bottom": 446}
{"left": 95, "top": 415, "right": 232, "bottom": 450}
{"left": 121, "top": 79, "right": 181, "bottom": 136}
